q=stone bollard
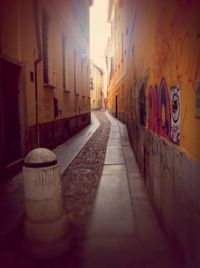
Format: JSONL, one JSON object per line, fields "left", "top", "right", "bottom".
{"left": 22, "top": 148, "right": 69, "bottom": 260}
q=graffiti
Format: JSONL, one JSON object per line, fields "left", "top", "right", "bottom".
{"left": 196, "top": 81, "right": 200, "bottom": 118}
{"left": 170, "top": 0, "right": 193, "bottom": 36}
{"left": 153, "top": 33, "right": 194, "bottom": 84}
{"left": 154, "top": 0, "right": 200, "bottom": 88}
{"left": 171, "top": 85, "right": 180, "bottom": 144}
{"left": 159, "top": 78, "right": 171, "bottom": 138}
{"left": 175, "top": 33, "right": 191, "bottom": 81}
{"left": 148, "top": 78, "right": 171, "bottom": 140}
{"left": 156, "top": 14, "right": 200, "bottom": 91}
{"left": 139, "top": 83, "right": 146, "bottom": 126}
{"left": 148, "top": 85, "right": 159, "bottom": 133}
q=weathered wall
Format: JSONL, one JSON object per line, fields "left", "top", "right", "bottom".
{"left": 126, "top": 119, "right": 200, "bottom": 267}
{"left": 107, "top": 0, "right": 200, "bottom": 266}
{"left": 0, "top": 0, "right": 91, "bottom": 179}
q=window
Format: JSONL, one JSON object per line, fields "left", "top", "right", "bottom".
{"left": 62, "top": 34, "right": 67, "bottom": 89}
{"left": 74, "top": 49, "right": 76, "bottom": 93}
{"left": 121, "top": 32, "right": 124, "bottom": 62}
{"left": 42, "top": 11, "right": 49, "bottom": 84}
{"left": 111, "top": 57, "right": 114, "bottom": 77}
{"left": 81, "top": 58, "right": 83, "bottom": 93}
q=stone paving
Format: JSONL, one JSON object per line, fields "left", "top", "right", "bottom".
{"left": 0, "top": 112, "right": 99, "bottom": 241}
{"left": 0, "top": 112, "right": 102, "bottom": 268}
{"left": 0, "top": 111, "right": 183, "bottom": 268}
{"left": 62, "top": 111, "right": 111, "bottom": 236}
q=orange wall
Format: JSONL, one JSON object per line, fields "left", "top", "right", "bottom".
{"left": 108, "top": 0, "right": 200, "bottom": 162}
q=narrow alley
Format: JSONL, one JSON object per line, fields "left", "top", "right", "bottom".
{"left": 0, "top": 111, "right": 181, "bottom": 267}
{"left": 0, "top": 0, "right": 200, "bottom": 267}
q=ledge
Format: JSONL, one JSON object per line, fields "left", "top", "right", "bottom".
{"left": 63, "top": 89, "right": 71, "bottom": 93}
{"left": 44, "top": 83, "right": 56, "bottom": 89}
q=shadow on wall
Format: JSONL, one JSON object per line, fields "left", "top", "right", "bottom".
{"left": 126, "top": 117, "right": 200, "bottom": 268}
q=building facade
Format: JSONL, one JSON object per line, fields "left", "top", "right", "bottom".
{"left": 106, "top": 0, "right": 200, "bottom": 266}
{"left": 0, "top": 0, "right": 92, "bottom": 179}
{"left": 90, "top": 61, "right": 104, "bottom": 110}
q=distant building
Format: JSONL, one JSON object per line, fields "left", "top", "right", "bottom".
{"left": 90, "top": 62, "right": 104, "bottom": 110}
{"left": 0, "top": 0, "right": 92, "bottom": 179}
{"left": 105, "top": 37, "right": 112, "bottom": 89}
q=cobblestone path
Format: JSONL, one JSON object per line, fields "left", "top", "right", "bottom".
{"left": 0, "top": 111, "right": 111, "bottom": 268}
{"left": 62, "top": 111, "right": 111, "bottom": 238}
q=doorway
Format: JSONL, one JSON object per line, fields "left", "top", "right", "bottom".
{"left": 115, "top": 95, "right": 118, "bottom": 118}
{"left": 0, "top": 59, "right": 22, "bottom": 178}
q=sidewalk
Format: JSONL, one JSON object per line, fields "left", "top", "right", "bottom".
{"left": 0, "top": 111, "right": 182, "bottom": 267}
{"left": 54, "top": 112, "right": 100, "bottom": 174}
{"left": 81, "top": 111, "right": 181, "bottom": 268}
{"left": 0, "top": 112, "right": 99, "bottom": 240}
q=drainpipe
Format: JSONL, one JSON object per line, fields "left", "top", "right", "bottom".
{"left": 33, "top": 0, "right": 42, "bottom": 147}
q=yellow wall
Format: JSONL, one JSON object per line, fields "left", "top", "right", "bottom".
{"left": 0, "top": 0, "right": 91, "bottom": 126}
{"left": 107, "top": 0, "right": 200, "bottom": 162}
{"left": 90, "top": 64, "right": 103, "bottom": 110}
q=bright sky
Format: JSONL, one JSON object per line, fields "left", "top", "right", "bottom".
{"left": 90, "top": 0, "right": 110, "bottom": 69}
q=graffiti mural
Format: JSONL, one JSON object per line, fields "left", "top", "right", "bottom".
{"left": 148, "top": 78, "right": 171, "bottom": 140}
{"left": 196, "top": 81, "right": 200, "bottom": 118}
{"left": 170, "top": 85, "right": 180, "bottom": 144}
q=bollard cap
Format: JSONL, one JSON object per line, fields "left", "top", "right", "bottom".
{"left": 24, "top": 148, "right": 57, "bottom": 168}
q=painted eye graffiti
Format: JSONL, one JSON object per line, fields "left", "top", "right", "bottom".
{"left": 172, "top": 93, "right": 180, "bottom": 123}
{"left": 170, "top": 85, "right": 180, "bottom": 144}
{"left": 172, "top": 100, "right": 177, "bottom": 112}
{"left": 147, "top": 79, "right": 181, "bottom": 144}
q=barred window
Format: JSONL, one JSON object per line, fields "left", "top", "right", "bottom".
{"left": 62, "top": 34, "right": 67, "bottom": 89}
{"left": 42, "top": 11, "right": 49, "bottom": 84}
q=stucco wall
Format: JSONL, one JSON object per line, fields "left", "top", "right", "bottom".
{"left": 0, "top": 0, "right": 90, "bottom": 125}
{"left": 107, "top": 0, "right": 200, "bottom": 266}
{"left": 0, "top": 0, "right": 91, "bottom": 178}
